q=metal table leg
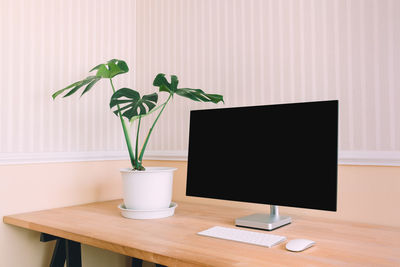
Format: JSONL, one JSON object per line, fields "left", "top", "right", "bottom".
{"left": 41, "top": 233, "right": 82, "bottom": 267}
{"left": 131, "top": 257, "right": 143, "bottom": 266}
{"left": 41, "top": 233, "right": 164, "bottom": 267}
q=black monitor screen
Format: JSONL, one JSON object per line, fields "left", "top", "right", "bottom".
{"left": 186, "top": 100, "right": 338, "bottom": 211}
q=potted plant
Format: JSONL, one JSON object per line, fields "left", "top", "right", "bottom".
{"left": 52, "top": 59, "right": 223, "bottom": 215}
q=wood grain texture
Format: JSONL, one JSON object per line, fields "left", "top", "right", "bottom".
{"left": 3, "top": 200, "right": 400, "bottom": 266}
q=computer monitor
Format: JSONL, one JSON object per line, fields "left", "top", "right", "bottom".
{"left": 186, "top": 100, "right": 338, "bottom": 230}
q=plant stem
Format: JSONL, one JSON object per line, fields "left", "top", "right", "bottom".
{"left": 135, "top": 116, "right": 141, "bottom": 169}
{"left": 138, "top": 94, "right": 172, "bottom": 162}
{"left": 109, "top": 79, "right": 136, "bottom": 168}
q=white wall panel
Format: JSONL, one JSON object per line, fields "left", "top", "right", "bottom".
{"left": 1, "top": 0, "right": 399, "bottom": 165}
{"left": 0, "top": 0, "right": 136, "bottom": 161}
{"left": 135, "top": 0, "right": 400, "bottom": 164}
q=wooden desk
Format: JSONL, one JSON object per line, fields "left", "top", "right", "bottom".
{"left": 3, "top": 200, "right": 400, "bottom": 266}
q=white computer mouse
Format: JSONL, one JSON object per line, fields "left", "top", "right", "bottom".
{"left": 285, "top": 239, "right": 315, "bottom": 252}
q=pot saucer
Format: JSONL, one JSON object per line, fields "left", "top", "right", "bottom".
{"left": 118, "top": 202, "right": 177, "bottom": 219}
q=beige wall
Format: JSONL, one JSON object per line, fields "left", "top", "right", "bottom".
{"left": 1, "top": 160, "right": 400, "bottom": 267}
{"left": 150, "top": 160, "right": 400, "bottom": 227}
{"left": 0, "top": 160, "right": 129, "bottom": 267}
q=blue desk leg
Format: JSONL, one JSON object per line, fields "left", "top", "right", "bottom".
{"left": 131, "top": 257, "right": 143, "bottom": 266}
{"left": 40, "top": 233, "right": 82, "bottom": 267}
{"left": 41, "top": 234, "right": 162, "bottom": 267}
{"left": 66, "top": 239, "right": 82, "bottom": 267}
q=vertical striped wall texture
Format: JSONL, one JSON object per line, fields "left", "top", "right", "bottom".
{"left": 0, "top": 0, "right": 136, "bottom": 161}
{"left": 135, "top": 0, "right": 400, "bottom": 164}
{"left": 1, "top": 0, "right": 399, "bottom": 165}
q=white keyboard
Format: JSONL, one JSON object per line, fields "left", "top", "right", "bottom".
{"left": 198, "top": 226, "right": 286, "bottom": 248}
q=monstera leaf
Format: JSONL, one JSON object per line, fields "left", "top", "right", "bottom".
{"left": 52, "top": 76, "right": 101, "bottom": 99}
{"left": 90, "top": 59, "right": 129, "bottom": 79}
{"left": 53, "top": 60, "right": 224, "bottom": 171}
{"left": 153, "top": 73, "right": 175, "bottom": 94}
{"left": 52, "top": 59, "right": 129, "bottom": 99}
{"left": 153, "top": 73, "right": 224, "bottom": 104}
{"left": 175, "top": 88, "right": 224, "bottom": 103}
{"left": 110, "top": 88, "right": 158, "bottom": 121}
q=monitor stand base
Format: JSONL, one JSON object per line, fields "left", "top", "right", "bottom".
{"left": 235, "top": 205, "right": 291, "bottom": 231}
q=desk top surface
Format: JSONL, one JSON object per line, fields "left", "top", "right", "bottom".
{"left": 3, "top": 200, "right": 400, "bottom": 267}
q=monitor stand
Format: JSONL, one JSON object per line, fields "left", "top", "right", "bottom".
{"left": 235, "top": 205, "right": 291, "bottom": 231}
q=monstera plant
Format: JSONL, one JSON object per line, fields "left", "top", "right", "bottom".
{"left": 52, "top": 59, "right": 224, "bottom": 171}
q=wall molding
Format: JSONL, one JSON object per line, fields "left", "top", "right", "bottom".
{"left": 0, "top": 150, "right": 399, "bottom": 166}
{"left": 0, "top": 151, "right": 129, "bottom": 165}
{"left": 338, "top": 151, "right": 400, "bottom": 166}
{"left": 144, "top": 150, "right": 188, "bottom": 161}
{"left": 0, "top": 151, "right": 187, "bottom": 166}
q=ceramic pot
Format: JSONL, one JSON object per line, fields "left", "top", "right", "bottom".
{"left": 120, "top": 167, "right": 176, "bottom": 210}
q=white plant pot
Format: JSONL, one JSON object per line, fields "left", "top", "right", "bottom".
{"left": 120, "top": 167, "right": 177, "bottom": 210}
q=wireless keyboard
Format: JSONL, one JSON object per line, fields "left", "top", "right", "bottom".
{"left": 198, "top": 226, "right": 286, "bottom": 248}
